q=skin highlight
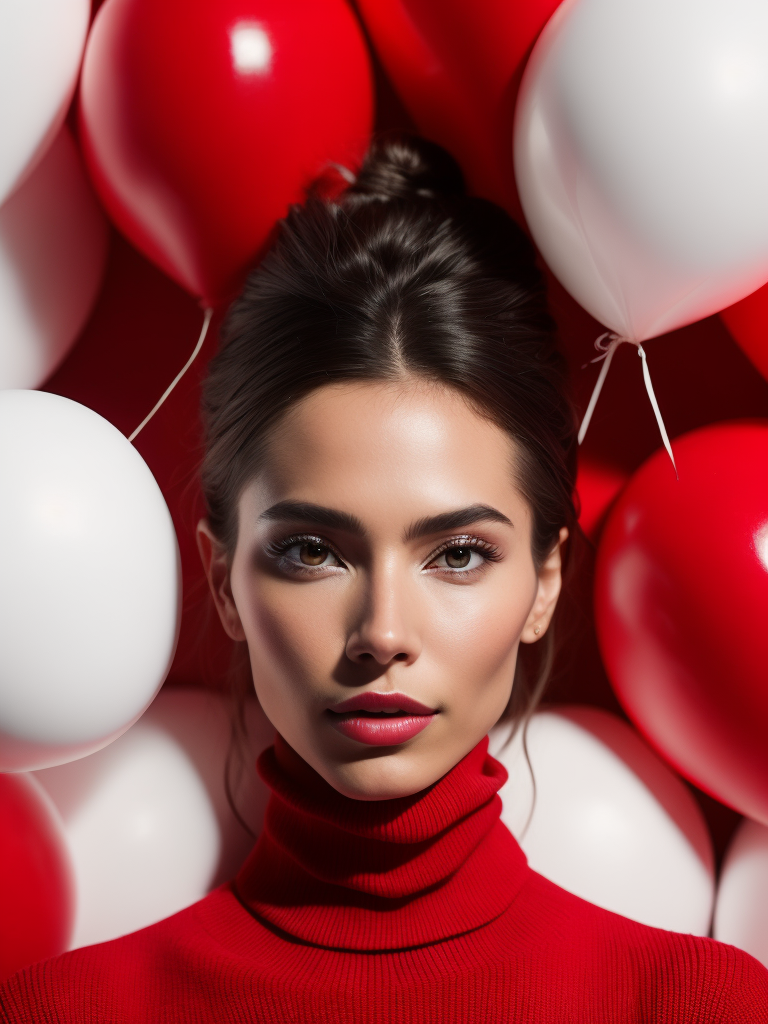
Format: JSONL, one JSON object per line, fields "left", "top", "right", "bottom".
{"left": 198, "top": 380, "right": 566, "bottom": 801}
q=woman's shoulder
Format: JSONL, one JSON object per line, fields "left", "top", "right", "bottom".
{"left": 516, "top": 868, "right": 768, "bottom": 1021}
{"left": 0, "top": 885, "right": 248, "bottom": 1024}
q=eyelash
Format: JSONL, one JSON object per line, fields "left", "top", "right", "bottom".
{"left": 265, "top": 533, "right": 501, "bottom": 577}
{"left": 426, "top": 535, "right": 502, "bottom": 575}
{"left": 265, "top": 534, "right": 347, "bottom": 572}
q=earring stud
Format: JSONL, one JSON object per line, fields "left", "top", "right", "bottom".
{"left": 533, "top": 625, "right": 541, "bottom": 635}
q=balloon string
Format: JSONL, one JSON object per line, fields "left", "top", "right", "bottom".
{"left": 577, "top": 332, "right": 620, "bottom": 444}
{"left": 578, "top": 331, "right": 677, "bottom": 475}
{"left": 638, "top": 344, "right": 678, "bottom": 478}
{"left": 128, "top": 307, "right": 213, "bottom": 444}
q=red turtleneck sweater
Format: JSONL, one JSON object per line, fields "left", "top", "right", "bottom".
{"left": 2, "top": 737, "right": 767, "bottom": 1022}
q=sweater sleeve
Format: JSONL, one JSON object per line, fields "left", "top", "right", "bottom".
{"left": 694, "top": 942, "right": 768, "bottom": 1024}
{"left": 0, "top": 946, "right": 149, "bottom": 1024}
{"left": 640, "top": 934, "right": 768, "bottom": 1023}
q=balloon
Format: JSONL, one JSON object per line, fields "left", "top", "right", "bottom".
{"left": 713, "top": 818, "right": 768, "bottom": 969}
{"left": 40, "top": 232, "right": 233, "bottom": 692}
{"left": 575, "top": 456, "right": 628, "bottom": 542}
{"left": 78, "top": 0, "right": 373, "bottom": 304}
{"left": 595, "top": 422, "right": 768, "bottom": 824}
{"left": 515, "top": 0, "right": 768, "bottom": 343}
{"left": 490, "top": 706, "right": 714, "bottom": 934}
{"left": 35, "top": 688, "right": 274, "bottom": 949}
{"left": 0, "top": 772, "right": 74, "bottom": 981}
{"left": 0, "top": 127, "right": 109, "bottom": 390}
{"left": 721, "top": 283, "right": 768, "bottom": 384}
{"left": 0, "top": 0, "right": 89, "bottom": 205}
{"left": 0, "top": 390, "right": 180, "bottom": 772}
{"left": 355, "top": 0, "right": 561, "bottom": 222}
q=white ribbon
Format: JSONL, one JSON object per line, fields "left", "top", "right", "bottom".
{"left": 577, "top": 331, "right": 677, "bottom": 477}
{"left": 129, "top": 306, "right": 213, "bottom": 444}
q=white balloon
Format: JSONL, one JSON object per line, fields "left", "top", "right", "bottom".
{"left": 0, "top": 127, "right": 108, "bottom": 390}
{"left": 0, "top": 0, "right": 90, "bottom": 205}
{"left": 34, "top": 688, "right": 275, "bottom": 949}
{"left": 490, "top": 706, "right": 714, "bottom": 934}
{"left": 713, "top": 818, "right": 768, "bottom": 968}
{"left": 0, "top": 391, "right": 180, "bottom": 771}
{"left": 514, "top": 0, "right": 768, "bottom": 342}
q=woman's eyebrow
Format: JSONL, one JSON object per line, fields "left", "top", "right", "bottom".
{"left": 404, "top": 504, "right": 513, "bottom": 541}
{"left": 258, "top": 501, "right": 512, "bottom": 540}
{"left": 258, "top": 500, "right": 366, "bottom": 535}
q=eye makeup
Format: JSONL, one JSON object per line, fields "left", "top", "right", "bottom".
{"left": 264, "top": 531, "right": 502, "bottom": 579}
{"left": 263, "top": 533, "right": 345, "bottom": 573}
{"left": 423, "top": 535, "right": 502, "bottom": 578}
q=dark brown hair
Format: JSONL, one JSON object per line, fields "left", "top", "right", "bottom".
{"left": 202, "top": 134, "right": 577, "bottom": 740}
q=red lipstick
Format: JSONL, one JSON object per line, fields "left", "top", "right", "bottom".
{"left": 327, "top": 691, "right": 438, "bottom": 746}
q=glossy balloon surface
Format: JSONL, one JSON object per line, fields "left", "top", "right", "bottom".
{"left": 595, "top": 422, "right": 768, "bottom": 823}
{"left": 0, "top": 391, "right": 180, "bottom": 771}
{"left": 41, "top": 236, "right": 230, "bottom": 692}
{"left": 575, "top": 456, "right": 628, "bottom": 542}
{"left": 721, "top": 283, "right": 768, "bottom": 384}
{"left": 0, "top": 0, "right": 89, "bottom": 205}
{"left": 0, "top": 128, "right": 108, "bottom": 390}
{"left": 515, "top": 0, "right": 768, "bottom": 342}
{"left": 491, "top": 707, "right": 714, "bottom": 934}
{"left": 35, "top": 689, "right": 274, "bottom": 948}
{"left": 714, "top": 818, "right": 768, "bottom": 969}
{"left": 0, "top": 773, "right": 74, "bottom": 981}
{"left": 79, "top": 0, "right": 373, "bottom": 303}
{"left": 355, "top": 0, "right": 560, "bottom": 221}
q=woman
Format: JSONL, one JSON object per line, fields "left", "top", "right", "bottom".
{"left": 2, "top": 136, "right": 766, "bottom": 1023}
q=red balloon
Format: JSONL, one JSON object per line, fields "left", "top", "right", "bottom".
{"left": 721, "top": 283, "right": 768, "bottom": 385}
{"left": 575, "top": 456, "right": 628, "bottom": 542}
{"left": 354, "top": 0, "right": 561, "bottom": 221}
{"left": 79, "top": 0, "right": 373, "bottom": 304}
{"left": 0, "top": 773, "right": 74, "bottom": 981}
{"left": 595, "top": 422, "right": 768, "bottom": 824}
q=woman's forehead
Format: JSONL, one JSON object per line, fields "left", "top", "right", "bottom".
{"left": 269, "top": 380, "right": 511, "bottom": 460}
{"left": 241, "top": 381, "right": 529, "bottom": 535}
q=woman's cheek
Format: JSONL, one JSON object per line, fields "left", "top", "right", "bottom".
{"left": 426, "top": 573, "right": 533, "bottom": 679}
{"left": 239, "top": 576, "right": 346, "bottom": 688}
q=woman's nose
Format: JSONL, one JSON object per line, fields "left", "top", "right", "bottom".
{"left": 345, "top": 563, "right": 422, "bottom": 667}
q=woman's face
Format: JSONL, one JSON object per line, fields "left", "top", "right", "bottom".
{"left": 199, "top": 381, "right": 566, "bottom": 800}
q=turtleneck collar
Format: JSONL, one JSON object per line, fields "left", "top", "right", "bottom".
{"left": 234, "top": 735, "right": 528, "bottom": 951}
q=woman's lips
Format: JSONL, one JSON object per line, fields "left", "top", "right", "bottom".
{"left": 329, "top": 713, "right": 436, "bottom": 745}
{"left": 330, "top": 691, "right": 436, "bottom": 715}
{"left": 327, "top": 691, "right": 438, "bottom": 746}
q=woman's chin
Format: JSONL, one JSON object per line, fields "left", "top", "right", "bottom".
{"left": 313, "top": 740, "right": 466, "bottom": 802}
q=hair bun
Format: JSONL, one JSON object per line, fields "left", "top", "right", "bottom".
{"left": 346, "top": 134, "right": 465, "bottom": 204}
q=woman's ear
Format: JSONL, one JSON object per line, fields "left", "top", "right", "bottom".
{"left": 520, "top": 526, "right": 569, "bottom": 644}
{"left": 196, "top": 519, "right": 246, "bottom": 642}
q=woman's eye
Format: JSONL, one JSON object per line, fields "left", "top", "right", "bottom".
{"left": 433, "top": 546, "right": 485, "bottom": 571}
{"left": 285, "top": 541, "right": 340, "bottom": 567}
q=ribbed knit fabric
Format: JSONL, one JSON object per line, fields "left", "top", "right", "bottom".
{"left": 237, "top": 734, "right": 526, "bottom": 949}
{"left": 2, "top": 736, "right": 767, "bottom": 1023}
